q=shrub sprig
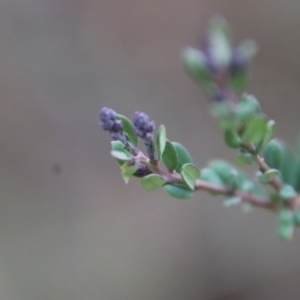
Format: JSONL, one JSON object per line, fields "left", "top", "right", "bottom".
{"left": 99, "top": 17, "right": 300, "bottom": 240}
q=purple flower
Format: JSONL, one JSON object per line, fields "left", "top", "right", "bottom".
{"left": 133, "top": 111, "right": 156, "bottom": 163}
{"left": 100, "top": 107, "right": 139, "bottom": 155}
{"left": 134, "top": 164, "right": 152, "bottom": 177}
{"left": 229, "top": 49, "right": 248, "bottom": 74}
{"left": 100, "top": 107, "right": 122, "bottom": 132}
{"left": 99, "top": 107, "right": 130, "bottom": 147}
{"left": 133, "top": 112, "right": 155, "bottom": 141}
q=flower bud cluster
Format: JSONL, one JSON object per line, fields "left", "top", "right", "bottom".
{"left": 100, "top": 107, "right": 127, "bottom": 143}
{"left": 183, "top": 17, "right": 257, "bottom": 101}
{"left": 133, "top": 112, "right": 155, "bottom": 141}
{"left": 133, "top": 112, "right": 156, "bottom": 163}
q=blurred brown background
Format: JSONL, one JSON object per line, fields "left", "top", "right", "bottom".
{"left": 1, "top": 1, "right": 300, "bottom": 299}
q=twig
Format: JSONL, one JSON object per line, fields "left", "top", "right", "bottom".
{"left": 139, "top": 156, "right": 274, "bottom": 211}
{"left": 241, "top": 143, "right": 282, "bottom": 191}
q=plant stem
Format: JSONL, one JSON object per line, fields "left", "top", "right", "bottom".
{"left": 241, "top": 143, "right": 282, "bottom": 191}
{"left": 139, "top": 156, "right": 274, "bottom": 211}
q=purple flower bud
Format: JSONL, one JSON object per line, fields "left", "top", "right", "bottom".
{"left": 133, "top": 112, "right": 155, "bottom": 141}
{"left": 100, "top": 107, "right": 118, "bottom": 131}
{"left": 213, "top": 89, "right": 229, "bottom": 102}
{"left": 230, "top": 49, "right": 248, "bottom": 73}
{"left": 112, "top": 119, "right": 123, "bottom": 132}
{"left": 100, "top": 106, "right": 139, "bottom": 156}
{"left": 134, "top": 165, "right": 152, "bottom": 177}
{"left": 100, "top": 119, "right": 114, "bottom": 131}
{"left": 133, "top": 111, "right": 156, "bottom": 163}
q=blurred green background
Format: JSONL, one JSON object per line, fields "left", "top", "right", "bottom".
{"left": 1, "top": 1, "right": 300, "bottom": 299}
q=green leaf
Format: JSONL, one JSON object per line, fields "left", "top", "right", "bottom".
{"left": 263, "top": 139, "right": 284, "bottom": 170}
{"left": 292, "top": 136, "right": 300, "bottom": 192}
{"left": 230, "top": 40, "right": 257, "bottom": 93}
{"left": 230, "top": 68, "right": 247, "bottom": 93}
{"left": 237, "top": 39, "right": 258, "bottom": 61}
{"left": 180, "top": 163, "right": 200, "bottom": 191}
{"left": 172, "top": 142, "right": 193, "bottom": 172}
{"left": 240, "top": 181, "right": 255, "bottom": 193}
{"left": 236, "top": 152, "right": 257, "bottom": 166}
{"left": 209, "top": 160, "right": 267, "bottom": 197}
{"left": 236, "top": 94, "right": 261, "bottom": 121}
{"left": 255, "top": 120, "right": 275, "bottom": 154}
{"left": 211, "top": 102, "right": 232, "bottom": 119}
{"left": 208, "top": 17, "right": 231, "bottom": 69}
{"left": 156, "top": 125, "right": 167, "bottom": 161}
{"left": 181, "top": 47, "right": 218, "bottom": 95}
{"left": 163, "top": 184, "right": 193, "bottom": 199}
{"left": 263, "top": 139, "right": 294, "bottom": 186}
{"left": 209, "top": 16, "right": 231, "bottom": 39}
{"left": 111, "top": 141, "right": 133, "bottom": 166}
{"left": 278, "top": 208, "right": 294, "bottom": 226}
{"left": 279, "top": 142, "right": 295, "bottom": 186}
{"left": 209, "top": 160, "right": 239, "bottom": 188}
{"left": 277, "top": 223, "right": 294, "bottom": 240}
{"left": 162, "top": 140, "right": 178, "bottom": 171}
{"left": 141, "top": 174, "right": 165, "bottom": 192}
{"left": 277, "top": 208, "right": 294, "bottom": 239}
{"left": 262, "top": 120, "right": 275, "bottom": 146}
{"left": 279, "top": 185, "right": 297, "bottom": 201}
{"left": 223, "top": 196, "right": 242, "bottom": 207}
{"left": 121, "top": 162, "right": 139, "bottom": 184}
{"left": 111, "top": 140, "right": 126, "bottom": 152}
{"left": 211, "top": 102, "right": 241, "bottom": 130}
{"left": 294, "top": 209, "right": 300, "bottom": 226}
{"left": 182, "top": 48, "right": 212, "bottom": 85}
{"left": 241, "top": 115, "right": 267, "bottom": 144}
{"left": 257, "top": 169, "right": 280, "bottom": 184}
{"left": 116, "top": 114, "right": 138, "bottom": 146}
{"left": 224, "top": 129, "right": 241, "bottom": 148}
{"left": 111, "top": 150, "right": 132, "bottom": 161}
{"left": 264, "top": 169, "right": 280, "bottom": 180}
{"left": 200, "top": 168, "right": 223, "bottom": 186}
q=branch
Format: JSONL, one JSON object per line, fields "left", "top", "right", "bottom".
{"left": 241, "top": 143, "right": 282, "bottom": 191}
{"left": 141, "top": 159, "right": 274, "bottom": 211}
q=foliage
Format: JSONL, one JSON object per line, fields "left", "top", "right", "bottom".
{"left": 99, "top": 17, "right": 300, "bottom": 240}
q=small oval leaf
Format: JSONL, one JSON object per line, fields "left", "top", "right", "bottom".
{"left": 263, "top": 120, "right": 275, "bottom": 146}
{"left": 200, "top": 168, "right": 223, "bottom": 187}
{"left": 223, "top": 196, "right": 242, "bottom": 207}
{"left": 263, "top": 139, "right": 284, "bottom": 170}
{"left": 241, "top": 116, "right": 267, "bottom": 144}
{"left": 294, "top": 209, "right": 300, "bottom": 226}
{"left": 111, "top": 141, "right": 132, "bottom": 166}
{"left": 156, "top": 125, "right": 167, "bottom": 161}
{"left": 279, "top": 185, "right": 297, "bottom": 201}
{"left": 172, "top": 142, "right": 193, "bottom": 172}
{"left": 277, "top": 208, "right": 294, "bottom": 240}
{"left": 182, "top": 48, "right": 211, "bottom": 83}
{"left": 111, "top": 150, "right": 132, "bottom": 161}
{"left": 164, "top": 184, "right": 193, "bottom": 199}
{"left": 180, "top": 163, "right": 200, "bottom": 190}
{"left": 279, "top": 143, "right": 295, "bottom": 186}
{"left": 263, "top": 169, "right": 280, "bottom": 181}
{"left": 209, "top": 160, "right": 238, "bottom": 187}
{"left": 224, "top": 129, "right": 241, "bottom": 148}
{"left": 236, "top": 152, "right": 257, "bottom": 166}
{"left": 162, "top": 140, "right": 178, "bottom": 171}
{"left": 236, "top": 94, "right": 261, "bottom": 121}
{"left": 116, "top": 114, "right": 138, "bottom": 146}
{"left": 121, "top": 162, "right": 139, "bottom": 184}
{"left": 209, "top": 160, "right": 266, "bottom": 197}
{"left": 141, "top": 174, "right": 165, "bottom": 192}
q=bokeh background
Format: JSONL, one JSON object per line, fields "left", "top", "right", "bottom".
{"left": 1, "top": 1, "right": 300, "bottom": 299}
